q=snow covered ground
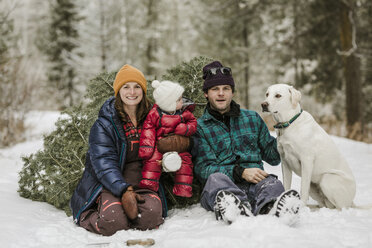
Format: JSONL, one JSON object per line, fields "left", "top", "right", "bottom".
{"left": 0, "top": 111, "right": 372, "bottom": 248}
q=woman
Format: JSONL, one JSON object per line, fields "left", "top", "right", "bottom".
{"left": 70, "top": 64, "right": 167, "bottom": 236}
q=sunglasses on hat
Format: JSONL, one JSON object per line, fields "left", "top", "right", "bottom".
{"left": 203, "top": 67, "right": 232, "bottom": 79}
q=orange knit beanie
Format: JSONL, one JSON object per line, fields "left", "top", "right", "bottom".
{"left": 113, "top": 64, "right": 147, "bottom": 96}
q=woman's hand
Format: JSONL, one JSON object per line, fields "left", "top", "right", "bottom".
{"left": 121, "top": 186, "right": 145, "bottom": 220}
{"left": 242, "top": 168, "right": 268, "bottom": 184}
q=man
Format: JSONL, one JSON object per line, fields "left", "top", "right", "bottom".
{"left": 193, "top": 61, "right": 302, "bottom": 225}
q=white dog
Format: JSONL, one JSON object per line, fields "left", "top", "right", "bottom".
{"left": 261, "top": 84, "right": 356, "bottom": 209}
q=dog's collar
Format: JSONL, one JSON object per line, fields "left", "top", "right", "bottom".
{"left": 274, "top": 109, "right": 303, "bottom": 129}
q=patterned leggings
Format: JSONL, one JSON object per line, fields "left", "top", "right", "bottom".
{"left": 79, "top": 189, "right": 163, "bottom": 236}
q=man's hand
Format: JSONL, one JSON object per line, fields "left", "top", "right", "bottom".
{"left": 121, "top": 186, "right": 145, "bottom": 220}
{"left": 242, "top": 168, "right": 268, "bottom": 184}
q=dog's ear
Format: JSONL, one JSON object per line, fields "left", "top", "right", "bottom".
{"left": 289, "top": 86, "right": 301, "bottom": 107}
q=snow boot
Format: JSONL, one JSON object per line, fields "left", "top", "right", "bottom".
{"left": 269, "top": 189, "right": 302, "bottom": 226}
{"left": 214, "top": 190, "right": 253, "bottom": 224}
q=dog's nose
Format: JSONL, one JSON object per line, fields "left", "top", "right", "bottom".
{"left": 261, "top": 102, "right": 269, "bottom": 112}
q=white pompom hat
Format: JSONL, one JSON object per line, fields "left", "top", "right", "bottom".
{"left": 152, "top": 80, "right": 184, "bottom": 112}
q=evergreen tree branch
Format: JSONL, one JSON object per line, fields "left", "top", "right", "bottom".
{"left": 73, "top": 151, "right": 85, "bottom": 168}
{"left": 72, "top": 117, "right": 87, "bottom": 144}
{"left": 48, "top": 151, "right": 69, "bottom": 172}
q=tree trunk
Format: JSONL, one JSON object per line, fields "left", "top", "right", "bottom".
{"left": 145, "top": 0, "right": 157, "bottom": 76}
{"left": 339, "top": 1, "right": 362, "bottom": 139}
{"left": 361, "top": 1, "right": 372, "bottom": 130}
{"left": 242, "top": 24, "right": 249, "bottom": 109}
{"left": 293, "top": 0, "right": 299, "bottom": 86}
{"left": 99, "top": 0, "right": 106, "bottom": 72}
{"left": 68, "top": 68, "right": 74, "bottom": 107}
{"left": 236, "top": 0, "right": 250, "bottom": 109}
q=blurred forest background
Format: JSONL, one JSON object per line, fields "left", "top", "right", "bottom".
{"left": 1, "top": 0, "right": 371, "bottom": 147}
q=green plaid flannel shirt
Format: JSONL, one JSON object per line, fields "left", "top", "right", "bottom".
{"left": 194, "top": 108, "right": 280, "bottom": 183}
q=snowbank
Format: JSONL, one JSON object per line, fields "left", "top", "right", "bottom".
{"left": 0, "top": 111, "right": 371, "bottom": 248}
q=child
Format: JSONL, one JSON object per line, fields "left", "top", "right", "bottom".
{"left": 138, "top": 80, "right": 197, "bottom": 197}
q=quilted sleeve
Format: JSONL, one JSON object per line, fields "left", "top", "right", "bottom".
{"left": 139, "top": 109, "right": 158, "bottom": 159}
{"left": 174, "top": 110, "right": 197, "bottom": 136}
{"left": 89, "top": 121, "right": 130, "bottom": 197}
{"left": 256, "top": 112, "right": 281, "bottom": 165}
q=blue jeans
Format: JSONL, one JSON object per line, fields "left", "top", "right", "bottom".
{"left": 200, "top": 172, "right": 284, "bottom": 215}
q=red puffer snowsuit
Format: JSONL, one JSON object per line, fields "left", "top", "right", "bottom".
{"left": 138, "top": 103, "right": 197, "bottom": 197}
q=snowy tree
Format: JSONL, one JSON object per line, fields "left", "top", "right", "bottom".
{"left": 0, "top": 1, "right": 35, "bottom": 147}
{"left": 285, "top": 0, "right": 366, "bottom": 139}
{"left": 0, "top": 3, "right": 18, "bottom": 147}
{"left": 75, "top": 0, "right": 134, "bottom": 78}
{"left": 40, "top": 0, "right": 82, "bottom": 108}
{"left": 3, "top": 0, "right": 372, "bottom": 144}
{"left": 358, "top": 0, "right": 372, "bottom": 130}
{"left": 338, "top": 0, "right": 362, "bottom": 139}
{"left": 191, "top": 0, "right": 281, "bottom": 110}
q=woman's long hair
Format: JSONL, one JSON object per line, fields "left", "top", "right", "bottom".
{"left": 114, "top": 92, "right": 152, "bottom": 125}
